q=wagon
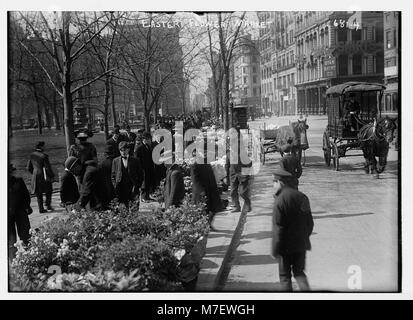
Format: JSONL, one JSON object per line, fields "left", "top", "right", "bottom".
{"left": 323, "top": 82, "right": 386, "bottom": 171}
{"left": 259, "top": 119, "right": 309, "bottom": 166}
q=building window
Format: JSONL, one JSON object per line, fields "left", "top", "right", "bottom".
{"left": 253, "top": 66, "right": 257, "bottom": 73}
{"left": 338, "top": 54, "right": 348, "bottom": 76}
{"left": 376, "top": 23, "right": 383, "bottom": 42}
{"left": 386, "top": 30, "right": 392, "bottom": 48}
{"left": 353, "top": 54, "right": 362, "bottom": 75}
{"left": 253, "top": 87, "right": 257, "bottom": 96}
{"left": 394, "top": 29, "right": 397, "bottom": 47}
{"left": 253, "top": 76, "right": 257, "bottom": 84}
{"left": 244, "top": 88, "right": 248, "bottom": 96}
{"left": 337, "top": 28, "right": 347, "bottom": 42}
{"left": 352, "top": 29, "right": 361, "bottom": 41}
{"left": 392, "top": 92, "right": 398, "bottom": 111}
{"left": 385, "top": 13, "right": 390, "bottom": 22}
{"left": 244, "top": 76, "right": 247, "bottom": 84}
{"left": 385, "top": 94, "right": 391, "bottom": 111}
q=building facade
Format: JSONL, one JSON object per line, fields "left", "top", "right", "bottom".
{"left": 382, "top": 11, "right": 399, "bottom": 117}
{"left": 273, "top": 11, "right": 297, "bottom": 116}
{"left": 257, "top": 12, "right": 275, "bottom": 116}
{"left": 231, "top": 34, "right": 261, "bottom": 113}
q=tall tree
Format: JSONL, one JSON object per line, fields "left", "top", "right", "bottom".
{"left": 13, "top": 11, "right": 117, "bottom": 153}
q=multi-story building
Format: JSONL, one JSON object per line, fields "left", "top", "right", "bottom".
{"left": 257, "top": 12, "right": 275, "bottom": 116}
{"left": 382, "top": 11, "right": 399, "bottom": 117}
{"left": 295, "top": 11, "right": 385, "bottom": 115}
{"left": 231, "top": 34, "right": 261, "bottom": 112}
{"left": 272, "top": 11, "right": 297, "bottom": 116}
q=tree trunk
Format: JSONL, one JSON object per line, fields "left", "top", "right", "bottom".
{"left": 63, "top": 69, "right": 75, "bottom": 154}
{"left": 103, "top": 76, "right": 111, "bottom": 139}
{"left": 144, "top": 108, "right": 150, "bottom": 132}
{"left": 223, "top": 70, "right": 230, "bottom": 130}
{"left": 33, "top": 84, "right": 43, "bottom": 135}
{"left": 44, "top": 104, "right": 51, "bottom": 129}
{"left": 110, "top": 75, "right": 117, "bottom": 127}
{"left": 51, "top": 92, "right": 61, "bottom": 130}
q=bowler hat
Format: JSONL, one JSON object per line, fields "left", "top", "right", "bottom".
{"left": 36, "top": 141, "right": 45, "bottom": 149}
{"left": 272, "top": 168, "right": 292, "bottom": 182}
{"left": 118, "top": 141, "right": 129, "bottom": 150}
{"left": 65, "top": 156, "right": 79, "bottom": 170}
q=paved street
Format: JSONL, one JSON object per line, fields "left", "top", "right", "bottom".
{"left": 222, "top": 115, "right": 399, "bottom": 292}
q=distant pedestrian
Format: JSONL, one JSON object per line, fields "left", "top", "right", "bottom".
{"left": 135, "top": 132, "right": 155, "bottom": 201}
{"left": 279, "top": 143, "right": 302, "bottom": 189}
{"left": 69, "top": 129, "right": 98, "bottom": 165}
{"left": 271, "top": 168, "right": 314, "bottom": 292}
{"left": 26, "top": 141, "right": 54, "bottom": 213}
{"left": 8, "top": 164, "right": 32, "bottom": 261}
{"left": 111, "top": 141, "right": 144, "bottom": 207}
{"left": 60, "top": 156, "right": 81, "bottom": 213}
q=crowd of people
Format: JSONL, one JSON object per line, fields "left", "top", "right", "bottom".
{"left": 9, "top": 112, "right": 314, "bottom": 292}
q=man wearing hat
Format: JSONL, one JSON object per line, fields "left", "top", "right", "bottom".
{"left": 111, "top": 141, "right": 144, "bottom": 207}
{"left": 27, "top": 141, "right": 54, "bottom": 213}
{"left": 279, "top": 143, "right": 302, "bottom": 189}
{"left": 77, "top": 158, "right": 106, "bottom": 211}
{"left": 69, "top": 129, "right": 98, "bottom": 165}
{"left": 134, "top": 131, "right": 156, "bottom": 201}
{"left": 271, "top": 168, "right": 314, "bottom": 291}
{"left": 60, "top": 156, "right": 82, "bottom": 212}
{"left": 123, "top": 125, "right": 137, "bottom": 155}
{"left": 8, "top": 164, "right": 32, "bottom": 260}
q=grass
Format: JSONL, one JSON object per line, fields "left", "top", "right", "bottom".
{"left": 9, "top": 129, "right": 108, "bottom": 189}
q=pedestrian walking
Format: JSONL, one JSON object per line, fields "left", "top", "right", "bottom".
{"left": 279, "top": 143, "right": 302, "bottom": 189}
{"left": 8, "top": 164, "right": 32, "bottom": 261}
{"left": 111, "top": 141, "right": 144, "bottom": 207}
{"left": 134, "top": 132, "right": 155, "bottom": 201}
{"left": 229, "top": 128, "right": 253, "bottom": 213}
{"left": 163, "top": 151, "right": 185, "bottom": 209}
{"left": 69, "top": 129, "right": 98, "bottom": 165}
{"left": 271, "top": 168, "right": 314, "bottom": 292}
{"left": 26, "top": 141, "right": 54, "bottom": 213}
{"left": 60, "top": 156, "right": 81, "bottom": 213}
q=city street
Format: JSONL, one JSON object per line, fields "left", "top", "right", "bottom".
{"left": 199, "top": 115, "right": 399, "bottom": 292}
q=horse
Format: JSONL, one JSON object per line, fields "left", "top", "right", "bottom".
{"left": 276, "top": 118, "right": 309, "bottom": 162}
{"left": 358, "top": 116, "right": 397, "bottom": 177}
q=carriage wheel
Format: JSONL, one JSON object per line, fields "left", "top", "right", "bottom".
{"left": 323, "top": 132, "right": 331, "bottom": 166}
{"left": 331, "top": 142, "right": 340, "bottom": 171}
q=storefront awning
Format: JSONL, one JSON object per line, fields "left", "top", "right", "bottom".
{"left": 326, "top": 82, "right": 386, "bottom": 95}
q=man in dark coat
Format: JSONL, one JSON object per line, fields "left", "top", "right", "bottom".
{"left": 27, "top": 141, "right": 54, "bottom": 213}
{"left": 279, "top": 143, "right": 302, "bottom": 189}
{"left": 77, "top": 160, "right": 106, "bottom": 211}
{"left": 123, "top": 125, "right": 137, "bottom": 155}
{"left": 271, "top": 168, "right": 314, "bottom": 292}
{"left": 134, "top": 132, "right": 155, "bottom": 201}
{"left": 60, "top": 156, "right": 81, "bottom": 212}
{"left": 98, "top": 144, "right": 117, "bottom": 207}
{"left": 111, "top": 141, "right": 144, "bottom": 207}
{"left": 69, "top": 130, "right": 98, "bottom": 165}
{"left": 106, "top": 132, "right": 122, "bottom": 158}
{"left": 8, "top": 164, "right": 32, "bottom": 260}
{"left": 191, "top": 155, "right": 223, "bottom": 217}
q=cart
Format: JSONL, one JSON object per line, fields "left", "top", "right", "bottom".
{"left": 323, "top": 82, "right": 386, "bottom": 171}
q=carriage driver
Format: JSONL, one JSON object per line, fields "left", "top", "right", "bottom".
{"left": 343, "top": 94, "right": 360, "bottom": 132}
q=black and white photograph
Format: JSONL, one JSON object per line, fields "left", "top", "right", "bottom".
{"left": 4, "top": 3, "right": 407, "bottom": 298}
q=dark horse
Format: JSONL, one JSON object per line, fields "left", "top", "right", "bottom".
{"left": 358, "top": 116, "right": 397, "bottom": 177}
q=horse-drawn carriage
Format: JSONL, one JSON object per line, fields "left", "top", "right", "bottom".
{"left": 323, "top": 81, "right": 397, "bottom": 174}
{"left": 259, "top": 119, "right": 309, "bottom": 165}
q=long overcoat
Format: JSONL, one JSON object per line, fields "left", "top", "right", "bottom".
{"left": 26, "top": 150, "right": 54, "bottom": 195}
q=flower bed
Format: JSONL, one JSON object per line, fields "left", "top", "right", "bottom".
{"left": 10, "top": 198, "right": 210, "bottom": 292}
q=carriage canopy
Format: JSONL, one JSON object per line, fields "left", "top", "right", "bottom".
{"left": 326, "top": 82, "right": 386, "bottom": 96}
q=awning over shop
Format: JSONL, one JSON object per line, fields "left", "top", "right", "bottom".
{"left": 326, "top": 82, "right": 386, "bottom": 95}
